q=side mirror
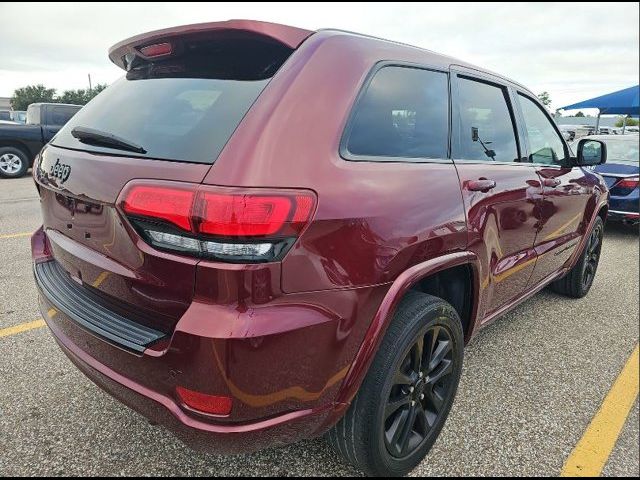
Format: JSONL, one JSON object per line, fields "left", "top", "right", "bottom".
{"left": 574, "top": 139, "right": 607, "bottom": 166}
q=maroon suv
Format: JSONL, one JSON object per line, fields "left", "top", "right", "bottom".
{"left": 31, "top": 20, "right": 609, "bottom": 476}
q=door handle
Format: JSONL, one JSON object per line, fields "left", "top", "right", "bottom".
{"left": 542, "top": 178, "right": 561, "bottom": 188}
{"left": 467, "top": 179, "right": 497, "bottom": 192}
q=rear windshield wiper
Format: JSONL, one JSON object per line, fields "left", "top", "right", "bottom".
{"left": 71, "top": 126, "right": 147, "bottom": 154}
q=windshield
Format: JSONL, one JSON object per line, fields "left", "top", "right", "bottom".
{"left": 52, "top": 76, "right": 268, "bottom": 164}
{"left": 571, "top": 137, "right": 639, "bottom": 165}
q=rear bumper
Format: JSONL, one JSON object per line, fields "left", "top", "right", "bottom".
{"left": 44, "top": 304, "right": 333, "bottom": 454}
{"left": 31, "top": 227, "right": 385, "bottom": 453}
{"left": 608, "top": 191, "right": 639, "bottom": 223}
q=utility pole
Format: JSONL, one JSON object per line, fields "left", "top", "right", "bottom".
{"left": 88, "top": 73, "right": 92, "bottom": 93}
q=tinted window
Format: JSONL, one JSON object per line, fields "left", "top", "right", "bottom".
{"left": 51, "top": 36, "right": 294, "bottom": 165}
{"left": 345, "top": 67, "right": 449, "bottom": 160}
{"left": 0, "top": 111, "right": 10, "bottom": 121}
{"left": 52, "top": 77, "right": 267, "bottom": 164}
{"left": 518, "top": 94, "right": 567, "bottom": 165}
{"left": 455, "top": 77, "right": 518, "bottom": 162}
{"left": 50, "top": 106, "right": 79, "bottom": 126}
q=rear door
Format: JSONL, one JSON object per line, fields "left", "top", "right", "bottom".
{"left": 451, "top": 69, "right": 543, "bottom": 317}
{"left": 513, "top": 92, "right": 591, "bottom": 286}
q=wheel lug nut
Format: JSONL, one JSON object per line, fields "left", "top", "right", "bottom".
{"left": 420, "top": 394, "right": 424, "bottom": 400}
{"left": 419, "top": 372, "right": 423, "bottom": 378}
{"left": 409, "top": 386, "right": 414, "bottom": 393}
{"left": 411, "top": 400, "right": 416, "bottom": 406}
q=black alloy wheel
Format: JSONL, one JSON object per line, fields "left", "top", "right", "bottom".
{"left": 384, "top": 325, "right": 455, "bottom": 458}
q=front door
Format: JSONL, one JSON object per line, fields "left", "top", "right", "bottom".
{"left": 513, "top": 92, "right": 592, "bottom": 286}
{"left": 451, "top": 71, "right": 543, "bottom": 318}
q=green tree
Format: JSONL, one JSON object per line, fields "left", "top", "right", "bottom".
{"left": 10, "top": 84, "right": 57, "bottom": 110}
{"left": 575, "top": 111, "right": 585, "bottom": 117}
{"left": 537, "top": 91, "right": 552, "bottom": 107}
{"left": 615, "top": 116, "right": 639, "bottom": 127}
{"left": 58, "top": 83, "right": 108, "bottom": 105}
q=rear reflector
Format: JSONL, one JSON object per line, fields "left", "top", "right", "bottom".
{"left": 176, "top": 386, "right": 232, "bottom": 416}
{"left": 118, "top": 181, "right": 316, "bottom": 263}
{"left": 139, "top": 42, "right": 173, "bottom": 58}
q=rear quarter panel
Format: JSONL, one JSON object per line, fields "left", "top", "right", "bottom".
{"left": 202, "top": 31, "right": 468, "bottom": 293}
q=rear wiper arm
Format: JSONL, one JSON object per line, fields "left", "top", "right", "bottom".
{"left": 71, "top": 126, "right": 147, "bottom": 154}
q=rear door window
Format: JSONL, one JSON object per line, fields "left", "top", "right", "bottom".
{"left": 343, "top": 66, "right": 449, "bottom": 161}
{"left": 454, "top": 76, "right": 519, "bottom": 163}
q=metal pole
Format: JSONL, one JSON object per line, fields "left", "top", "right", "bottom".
{"left": 88, "top": 73, "right": 92, "bottom": 93}
{"left": 622, "top": 115, "right": 627, "bottom": 134}
{"left": 594, "top": 110, "right": 601, "bottom": 135}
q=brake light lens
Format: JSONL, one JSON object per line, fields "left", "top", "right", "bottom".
{"left": 611, "top": 176, "right": 639, "bottom": 196}
{"left": 616, "top": 177, "right": 639, "bottom": 189}
{"left": 139, "top": 42, "right": 173, "bottom": 58}
{"left": 122, "top": 185, "right": 194, "bottom": 231}
{"left": 196, "top": 193, "right": 308, "bottom": 236}
{"left": 118, "top": 181, "right": 316, "bottom": 263}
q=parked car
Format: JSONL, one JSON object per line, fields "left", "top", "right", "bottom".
{"left": 0, "top": 102, "right": 81, "bottom": 178}
{"left": 572, "top": 135, "right": 639, "bottom": 224}
{"left": 558, "top": 124, "right": 576, "bottom": 141}
{"left": 10, "top": 110, "right": 27, "bottom": 124}
{"left": 31, "top": 20, "right": 609, "bottom": 477}
{"left": 0, "top": 110, "right": 12, "bottom": 121}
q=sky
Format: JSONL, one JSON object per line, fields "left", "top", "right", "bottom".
{"left": 0, "top": 2, "right": 638, "bottom": 112}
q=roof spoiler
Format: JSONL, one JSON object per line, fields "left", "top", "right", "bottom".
{"left": 108, "top": 19, "right": 314, "bottom": 70}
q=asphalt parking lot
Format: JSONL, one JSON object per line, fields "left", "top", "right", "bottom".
{"left": 0, "top": 174, "right": 638, "bottom": 477}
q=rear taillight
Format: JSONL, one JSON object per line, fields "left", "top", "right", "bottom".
{"left": 118, "top": 181, "right": 315, "bottom": 263}
{"left": 611, "top": 176, "right": 639, "bottom": 196}
{"left": 121, "top": 185, "right": 194, "bottom": 231}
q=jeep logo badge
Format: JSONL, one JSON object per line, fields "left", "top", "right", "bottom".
{"left": 50, "top": 159, "right": 71, "bottom": 183}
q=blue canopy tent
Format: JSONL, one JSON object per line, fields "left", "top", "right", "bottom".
{"left": 560, "top": 85, "right": 640, "bottom": 133}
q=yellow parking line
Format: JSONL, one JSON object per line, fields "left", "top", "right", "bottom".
{"left": 0, "top": 231, "right": 31, "bottom": 239}
{"left": 0, "top": 309, "right": 55, "bottom": 339}
{"left": 0, "top": 319, "right": 46, "bottom": 337}
{"left": 561, "top": 344, "right": 639, "bottom": 477}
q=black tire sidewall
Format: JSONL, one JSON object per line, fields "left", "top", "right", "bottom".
{"left": 576, "top": 217, "right": 604, "bottom": 296}
{"left": 367, "top": 295, "right": 464, "bottom": 476}
{"left": 0, "top": 147, "right": 29, "bottom": 178}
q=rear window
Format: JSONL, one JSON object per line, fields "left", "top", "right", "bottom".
{"left": 52, "top": 38, "right": 290, "bottom": 164}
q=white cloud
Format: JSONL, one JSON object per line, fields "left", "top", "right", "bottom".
{"left": 0, "top": 2, "right": 638, "bottom": 110}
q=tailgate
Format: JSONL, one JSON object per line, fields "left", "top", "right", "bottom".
{"left": 35, "top": 145, "right": 210, "bottom": 330}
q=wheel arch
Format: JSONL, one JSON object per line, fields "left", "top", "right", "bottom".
{"left": 0, "top": 140, "right": 34, "bottom": 162}
{"left": 332, "top": 251, "right": 480, "bottom": 410}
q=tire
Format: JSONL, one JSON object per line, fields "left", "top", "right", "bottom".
{"left": 326, "top": 291, "right": 464, "bottom": 477}
{"left": 0, "top": 146, "right": 30, "bottom": 178}
{"left": 549, "top": 216, "right": 604, "bottom": 298}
